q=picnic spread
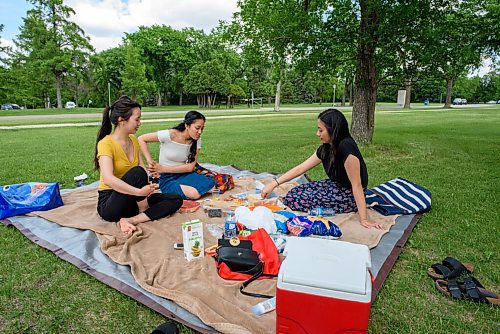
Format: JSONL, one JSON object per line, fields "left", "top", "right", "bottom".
{"left": 0, "top": 164, "right": 438, "bottom": 333}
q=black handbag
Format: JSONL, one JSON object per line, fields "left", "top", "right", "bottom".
{"left": 215, "top": 238, "right": 276, "bottom": 298}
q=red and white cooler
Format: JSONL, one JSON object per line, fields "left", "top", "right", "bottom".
{"left": 276, "top": 238, "right": 372, "bottom": 334}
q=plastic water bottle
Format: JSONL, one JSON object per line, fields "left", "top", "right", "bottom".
{"left": 224, "top": 212, "right": 238, "bottom": 239}
{"left": 308, "top": 207, "right": 335, "bottom": 217}
{"left": 251, "top": 296, "right": 276, "bottom": 316}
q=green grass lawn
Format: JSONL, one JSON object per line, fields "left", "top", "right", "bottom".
{"left": 0, "top": 107, "right": 498, "bottom": 333}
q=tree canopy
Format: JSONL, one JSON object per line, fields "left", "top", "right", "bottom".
{"left": 1, "top": 0, "right": 498, "bottom": 142}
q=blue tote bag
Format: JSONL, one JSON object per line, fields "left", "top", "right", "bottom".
{"left": 0, "top": 182, "right": 64, "bottom": 219}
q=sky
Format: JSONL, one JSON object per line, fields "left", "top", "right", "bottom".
{"left": 0, "top": 0, "right": 494, "bottom": 76}
{"left": 0, "top": 0, "right": 238, "bottom": 52}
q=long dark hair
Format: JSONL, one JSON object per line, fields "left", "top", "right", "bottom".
{"left": 93, "top": 96, "right": 141, "bottom": 170}
{"left": 318, "top": 108, "right": 351, "bottom": 166}
{"left": 172, "top": 110, "right": 206, "bottom": 163}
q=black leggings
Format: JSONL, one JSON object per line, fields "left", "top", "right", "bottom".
{"left": 97, "top": 166, "right": 183, "bottom": 222}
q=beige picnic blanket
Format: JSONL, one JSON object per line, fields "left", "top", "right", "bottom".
{"left": 34, "top": 179, "right": 397, "bottom": 334}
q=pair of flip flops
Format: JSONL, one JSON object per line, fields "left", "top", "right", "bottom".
{"left": 428, "top": 257, "right": 499, "bottom": 306}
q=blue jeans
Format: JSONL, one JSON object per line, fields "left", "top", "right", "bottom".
{"left": 159, "top": 171, "right": 216, "bottom": 199}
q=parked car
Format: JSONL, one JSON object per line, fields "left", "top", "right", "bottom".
{"left": 1, "top": 103, "right": 21, "bottom": 110}
{"left": 452, "top": 98, "right": 467, "bottom": 105}
{"left": 65, "top": 101, "right": 76, "bottom": 109}
{"left": 486, "top": 100, "right": 497, "bottom": 104}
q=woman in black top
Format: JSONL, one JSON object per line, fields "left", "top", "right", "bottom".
{"left": 261, "top": 109, "right": 381, "bottom": 229}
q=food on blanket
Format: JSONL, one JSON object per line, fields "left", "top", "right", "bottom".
{"left": 179, "top": 200, "right": 201, "bottom": 213}
{"left": 204, "top": 244, "right": 218, "bottom": 256}
{"left": 182, "top": 219, "right": 204, "bottom": 261}
{"left": 286, "top": 216, "right": 342, "bottom": 238}
{"left": 224, "top": 197, "right": 245, "bottom": 206}
{"left": 207, "top": 208, "right": 223, "bottom": 217}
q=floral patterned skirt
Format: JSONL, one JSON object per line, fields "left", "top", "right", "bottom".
{"left": 282, "top": 179, "right": 357, "bottom": 213}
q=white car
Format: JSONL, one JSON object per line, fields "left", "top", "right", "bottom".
{"left": 486, "top": 100, "right": 497, "bottom": 104}
{"left": 453, "top": 98, "right": 467, "bottom": 105}
{"left": 65, "top": 101, "right": 76, "bottom": 109}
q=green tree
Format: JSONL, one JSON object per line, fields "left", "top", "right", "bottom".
{"left": 91, "top": 46, "right": 126, "bottom": 105}
{"left": 227, "top": 83, "right": 246, "bottom": 107}
{"left": 14, "top": 0, "right": 93, "bottom": 109}
{"left": 226, "top": 0, "right": 313, "bottom": 111}
{"left": 0, "top": 24, "right": 10, "bottom": 103}
{"left": 0, "top": 24, "right": 10, "bottom": 65}
{"left": 423, "top": 0, "right": 486, "bottom": 107}
{"left": 120, "top": 44, "right": 152, "bottom": 104}
{"left": 183, "top": 60, "right": 231, "bottom": 108}
{"left": 126, "top": 25, "right": 195, "bottom": 106}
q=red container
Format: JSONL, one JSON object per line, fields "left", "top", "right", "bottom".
{"left": 276, "top": 238, "right": 372, "bottom": 334}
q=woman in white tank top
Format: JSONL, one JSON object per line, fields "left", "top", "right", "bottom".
{"left": 138, "top": 111, "right": 216, "bottom": 199}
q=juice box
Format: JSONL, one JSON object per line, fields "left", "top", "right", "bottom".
{"left": 182, "top": 219, "right": 204, "bottom": 261}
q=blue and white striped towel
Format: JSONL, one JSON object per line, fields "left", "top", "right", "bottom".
{"left": 365, "top": 178, "right": 431, "bottom": 216}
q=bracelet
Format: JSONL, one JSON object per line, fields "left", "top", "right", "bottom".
{"left": 274, "top": 177, "right": 280, "bottom": 186}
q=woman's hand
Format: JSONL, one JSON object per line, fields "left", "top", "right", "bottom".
{"left": 360, "top": 219, "right": 383, "bottom": 229}
{"left": 186, "top": 161, "right": 196, "bottom": 172}
{"left": 137, "top": 184, "right": 156, "bottom": 197}
{"left": 147, "top": 160, "right": 161, "bottom": 177}
{"left": 261, "top": 182, "right": 276, "bottom": 199}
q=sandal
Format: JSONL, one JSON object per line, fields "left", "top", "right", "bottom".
{"left": 151, "top": 322, "right": 178, "bottom": 334}
{"left": 435, "top": 277, "right": 499, "bottom": 306}
{"left": 461, "top": 276, "right": 500, "bottom": 306}
{"left": 427, "top": 256, "right": 473, "bottom": 280}
{"left": 435, "top": 279, "right": 463, "bottom": 300}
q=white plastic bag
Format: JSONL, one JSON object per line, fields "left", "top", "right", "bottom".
{"left": 234, "top": 206, "right": 277, "bottom": 234}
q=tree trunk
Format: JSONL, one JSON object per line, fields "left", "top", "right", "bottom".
{"left": 351, "top": 0, "right": 378, "bottom": 145}
{"left": 444, "top": 78, "right": 452, "bottom": 108}
{"left": 342, "top": 79, "right": 348, "bottom": 107}
{"left": 179, "top": 89, "right": 183, "bottom": 106}
{"left": 349, "top": 77, "right": 354, "bottom": 106}
{"left": 274, "top": 80, "right": 281, "bottom": 112}
{"left": 404, "top": 78, "right": 411, "bottom": 108}
{"left": 156, "top": 90, "right": 162, "bottom": 106}
{"left": 55, "top": 73, "right": 63, "bottom": 109}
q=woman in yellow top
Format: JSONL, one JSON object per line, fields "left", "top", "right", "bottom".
{"left": 94, "top": 96, "right": 182, "bottom": 235}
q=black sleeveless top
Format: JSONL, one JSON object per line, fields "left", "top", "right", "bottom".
{"left": 316, "top": 136, "right": 368, "bottom": 189}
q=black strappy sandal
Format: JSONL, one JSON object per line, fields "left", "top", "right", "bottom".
{"left": 427, "top": 256, "right": 473, "bottom": 280}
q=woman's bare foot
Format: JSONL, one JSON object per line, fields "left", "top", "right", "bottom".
{"left": 137, "top": 199, "right": 149, "bottom": 213}
{"left": 118, "top": 218, "right": 137, "bottom": 235}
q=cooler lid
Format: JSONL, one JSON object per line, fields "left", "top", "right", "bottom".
{"left": 281, "top": 238, "right": 371, "bottom": 295}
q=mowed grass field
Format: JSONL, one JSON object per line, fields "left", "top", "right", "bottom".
{"left": 0, "top": 106, "right": 498, "bottom": 333}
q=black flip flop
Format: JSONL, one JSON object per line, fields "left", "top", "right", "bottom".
{"left": 151, "top": 322, "right": 178, "bottom": 334}
{"left": 435, "top": 277, "right": 500, "bottom": 306}
{"left": 461, "top": 277, "right": 500, "bottom": 306}
{"left": 436, "top": 279, "right": 463, "bottom": 300}
{"left": 427, "top": 256, "right": 473, "bottom": 280}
